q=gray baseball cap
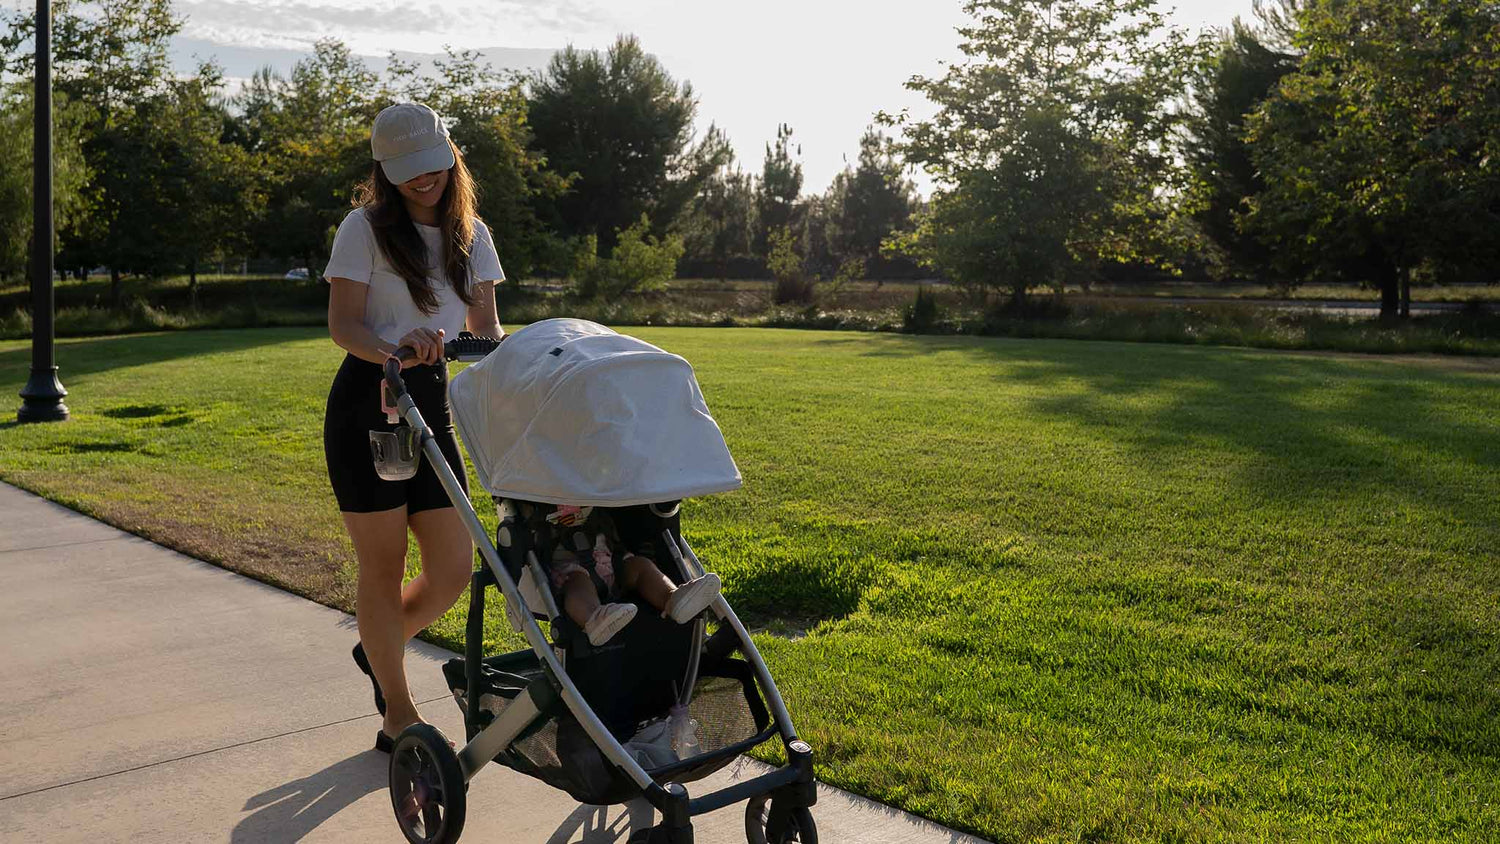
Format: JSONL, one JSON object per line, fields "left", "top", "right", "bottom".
{"left": 371, "top": 102, "right": 456, "bottom": 185}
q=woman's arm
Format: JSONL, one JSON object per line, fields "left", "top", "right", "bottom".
{"left": 465, "top": 279, "right": 505, "bottom": 340}
{"left": 328, "top": 277, "right": 443, "bottom": 365}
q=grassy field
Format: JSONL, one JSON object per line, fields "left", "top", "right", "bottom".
{"left": 2, "top": 327, "right": 1498, "bottom": 842}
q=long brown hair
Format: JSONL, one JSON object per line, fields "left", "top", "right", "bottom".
{"left": 353, "top": 139, "right": 480, "bottom": 315}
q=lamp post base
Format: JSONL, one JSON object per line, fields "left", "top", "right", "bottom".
{"left": 18, "top": 366, "right": 69, "bottom": 423}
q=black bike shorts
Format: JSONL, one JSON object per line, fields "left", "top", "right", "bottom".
{"left": 323, "top": 353, "right": 469, "bottom": 515}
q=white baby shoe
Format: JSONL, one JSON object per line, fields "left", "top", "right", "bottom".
{"left": 664, "top": 573, "right": 722, "bottom": 624}
{"left": 585, "top": 603, "right": 637, "bottom": 646}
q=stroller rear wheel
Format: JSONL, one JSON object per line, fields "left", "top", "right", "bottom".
{"left": 744, "top": 794, "right": 817, "bottom": 844}
{"left": 389, "top": 724, "right": 467, "bottom": 844}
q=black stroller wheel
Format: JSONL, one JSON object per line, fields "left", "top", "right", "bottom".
{"left": 389, "top": 724, "right": 467, "bottom": 844}
{"left": 744, "top": 794, "right": 817, "bottom": 844}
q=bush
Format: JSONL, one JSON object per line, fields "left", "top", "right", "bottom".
{"left": 768, "top": 226, "right": 815, "bottom": 304}
{"left": 903, "top": 285, "right": 941, "bottom": 334}
{"left": 567, "top": 216, "right": 685, "bottom": 299}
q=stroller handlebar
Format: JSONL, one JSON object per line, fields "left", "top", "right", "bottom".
{"left": 385, "top": 331, "right": 504, "bottom": 401}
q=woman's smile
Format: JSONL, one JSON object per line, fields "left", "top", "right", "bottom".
{"left": 399, "top": 169, "right": 449, "bottom": 223}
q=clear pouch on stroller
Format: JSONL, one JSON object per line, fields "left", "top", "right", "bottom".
{"left": 369, "top": 427, "right": 420, "bottom": 481}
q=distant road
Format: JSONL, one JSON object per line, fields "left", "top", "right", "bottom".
{"left": 1081, "top": 295, "right": 1496, "bottom": 317}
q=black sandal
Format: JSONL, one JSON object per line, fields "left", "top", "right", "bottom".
{"left": 374, "top": 729, "right": 396, "bottom": 754}
{"left": 351, "top": 643, "right": 387, "bottom": 716}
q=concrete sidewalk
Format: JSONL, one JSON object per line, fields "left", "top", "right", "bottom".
{"left": 0, "top": 483, "right": 987, "bottom": 843}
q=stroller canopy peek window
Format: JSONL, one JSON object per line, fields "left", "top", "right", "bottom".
{"left": 448, "top": 318, "right": 743, "bottom": 508}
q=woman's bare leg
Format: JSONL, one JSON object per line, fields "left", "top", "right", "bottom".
{"left": 406, "top": 507, "right": 475, "bottom": 637}
{"left": 345, "top": 507, "right": 422, "bottom": 738}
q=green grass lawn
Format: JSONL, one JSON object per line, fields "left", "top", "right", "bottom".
{"left": 2, "top": 327, "right": 1497, "bottom": 842}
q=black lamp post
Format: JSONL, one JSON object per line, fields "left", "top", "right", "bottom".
{"left": 18, "top": 0, "right": 68, "bottom": 423}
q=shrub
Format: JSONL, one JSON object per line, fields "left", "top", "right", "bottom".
{"left": 567, "top": 217, "right": 685, "bottom": 299}
{"left": 768, "top": 226, "right": 815, "bottom": 304}
{"left": 903, "top": 285, "right": 940, "bottom": 334}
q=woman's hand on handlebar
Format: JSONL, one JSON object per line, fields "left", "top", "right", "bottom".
{"left": 394, "top": 328, "right": 445, "bottom": 368}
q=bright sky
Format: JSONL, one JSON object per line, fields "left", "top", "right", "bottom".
{"left": 79, "top": 0, "right": 1260, "bottom": 191}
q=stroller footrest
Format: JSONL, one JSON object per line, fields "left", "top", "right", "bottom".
{"left": 457, "top": 675, "right": 556, "bottom": 780}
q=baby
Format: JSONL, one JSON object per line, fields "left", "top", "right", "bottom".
{"left": 547, "top": 505, "right": 721, "bottom": 646}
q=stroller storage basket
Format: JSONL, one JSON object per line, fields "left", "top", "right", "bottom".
{"left": 444, "top": 649, "right": 773, "bottom": 806}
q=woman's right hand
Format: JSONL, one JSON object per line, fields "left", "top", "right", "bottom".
{"left": 394, "top": 328, "right": 445, "bottom": 368}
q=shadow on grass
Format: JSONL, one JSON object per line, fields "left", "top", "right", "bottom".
{"left": 0, "top": 327, "right": 316, "bottom": 383}
{"left": 823, "top": 334, "right": 1500, "bottom": 505}
{"left": 818, "top": 333, "right": 1500, "bottom": 762}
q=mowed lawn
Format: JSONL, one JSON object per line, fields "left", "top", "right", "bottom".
{"left": 1, "top": 327, "right": 1497, "bottom": 842}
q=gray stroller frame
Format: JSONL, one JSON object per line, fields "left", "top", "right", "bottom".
{"left": 380, "top": 341, "right": 817, "bottom": 844}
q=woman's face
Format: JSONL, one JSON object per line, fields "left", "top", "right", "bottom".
{"left": 397, "top": 168, "right": 449, "bottom": 211}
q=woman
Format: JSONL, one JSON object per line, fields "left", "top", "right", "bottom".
{"left": 323, "top": 102, "right": 504, "bottom": 752}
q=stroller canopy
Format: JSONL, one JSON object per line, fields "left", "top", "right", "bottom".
{"left": 448, "top": 319, "right": 742, "bottom": 507}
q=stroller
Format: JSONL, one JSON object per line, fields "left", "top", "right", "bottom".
{"left": 375, "top": 319, "right": 817, "bottom": 844}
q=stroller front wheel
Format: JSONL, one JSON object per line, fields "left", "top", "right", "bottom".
{"left": 744, "top": 794, "right": 817, "bottom": 844}
{"left": 389, "top": 723, "right": 467, "bottom": 844}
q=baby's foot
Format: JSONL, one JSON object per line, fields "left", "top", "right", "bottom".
{"left": 664, "top": 573, "right": 722, "bottom": 623}
{"left": 585, "top": 603, "right": 637, "bottom": 646}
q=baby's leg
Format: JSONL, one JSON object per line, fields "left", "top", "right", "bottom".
{"left": 621, "top": 554, "right": 674, "bottom": 610}
{"left": 559, "top": 570, "right": 601, "bottom": 628}
{"left": 622, "top": 554, "right": 721, "bottom": 623}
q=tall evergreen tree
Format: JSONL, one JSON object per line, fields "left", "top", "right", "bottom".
{"left": 528, "top": 35, "right": 729, "bottom": 254}
{"left": 1184, "top": 8, "right": 1300, "bottom": 282}
{"left": 754, "top": 123, "right": 802, "bottom": 258}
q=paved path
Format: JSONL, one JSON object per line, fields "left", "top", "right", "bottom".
{"left": 0, "top": 483, "right": 988, "bottom": 843}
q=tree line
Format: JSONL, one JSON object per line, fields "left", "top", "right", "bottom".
{"left": 0, "top": 0, "right": 918, "bottom": 305}
{"left": 894, "top": 0, "right": 1498, "bottom": 319}
{"left": 1, "top": 0, "right": 1496, "bottom": 320}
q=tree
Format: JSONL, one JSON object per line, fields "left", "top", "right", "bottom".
{"left": 239, "top": 40, "right": 378, "bottom": 278}
{"left": 1183, "top": 4, "right": 1301, "bottom": 283}
{"left": 1246, "top": 0, "right": 1500, "bottom": 318}
{"left": 823, "top": 128, "right": 918, "bottom": 279}
{"left": 2, "top": 0, "right": 183, "bottom": 299}
{"left": 889, "top": 0, "right": 1205, "bottom": 306}
{"left": 754, "top": 123, "right": 802, "bottom": 257}
{"left": 677, "top": 158, "right": 756, "bottom": 279}
{"left": 528, "top": 35, "right": 730, "bottom": 253}
{"left": 158, "top": 66, "right": 262, "bottom": 302}
{"left": 0, "top": 85, "right": 92, "bottom": 281}
{"left": 387, "top": 48, "right": 566, "bottom": 279}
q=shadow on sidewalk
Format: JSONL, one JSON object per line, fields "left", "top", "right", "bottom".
{"left": 230, "top": 750, "right": 386, "bottom": 843}
{"left": 545, "top": 801, "right": 653, "bottom": 844}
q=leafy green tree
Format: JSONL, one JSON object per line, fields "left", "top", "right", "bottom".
{"left": 157, "top": 67, "right": 262, "bottom": 302}
{"left": 754, "top": 123, "right": 802, "bottom": 257}
{"left": 238, "top": 40, "right": 377, "bottom": 278}
{"left": 385, "top": 48, "right": 566, "bottom": 279}
{"left": 2, "top": 0, "right": 183, "bottom": 298}
{"left": 823, "top": 128, "right": 918, "bottom": 279}
{"left": 1183, "top": 4, "right": 1301, "bottom": 283}
{"left": 0, "top": 85, "right": 92, "bottom": 280}
{"left": 889, "top": 0, "right": 1205, "bottom": 306}
{"left": 1246, "top": 0, "right": 1500, "bottom": 318}
{"left": 528, "top": 35, "right": 730, "bottom": 253}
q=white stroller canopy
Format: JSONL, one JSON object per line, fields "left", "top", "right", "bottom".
{"left": 448, "top": 319, "right": 743, "bottom": 507}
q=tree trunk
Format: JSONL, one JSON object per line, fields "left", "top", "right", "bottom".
{"left": 1399, "top": 265, "right": 1411, "bottom": 319}
{"left": 188, "top": 255, "right": 198, "bottom": 310}
{"left": 111, "top": 268, "right": 121, "bottom": 307}
{"left": 1377, "top": 263, "right": 1400, "bottom": 321}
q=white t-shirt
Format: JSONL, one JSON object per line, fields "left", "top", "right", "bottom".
{"left": 323, "top": 206, "right": 505, "bottom": 345}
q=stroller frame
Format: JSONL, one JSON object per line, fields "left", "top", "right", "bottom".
{"left": 381, "top": 348, "right": 816, "bottom": 844}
